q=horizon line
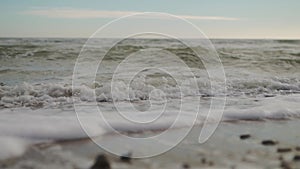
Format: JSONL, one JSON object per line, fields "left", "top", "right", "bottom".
{"left": 0, "top": 36, "right": 300, "bottom": 40}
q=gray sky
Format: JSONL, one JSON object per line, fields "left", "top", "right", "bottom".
{"left": 0, "top": 0, "right": 299, "bottom": 39}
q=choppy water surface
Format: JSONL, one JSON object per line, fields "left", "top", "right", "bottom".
{"left": 0, "top": 38, "right": 300, "bottom": 160}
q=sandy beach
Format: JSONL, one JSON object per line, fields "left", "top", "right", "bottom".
{"left": 1, "top": 119, "right": 300, "bottom": 169}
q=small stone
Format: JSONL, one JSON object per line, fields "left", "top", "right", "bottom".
{"left": 201, "top": 157, "right": 206, "bottom": 164}
{"left": 277, "top": 148, "right": 292, "bottom": 153}
{"left": 120, "top": 152, "right": 132, "bottom": 163}
{"left": 261, "top": 140, "right": 278, "bottom": 146}
{"left": 90, "top": 154, "right": 110, "bottom": 169}
{"left": 264, "top": 94, "right": 275, "bottom": 98}
{"left": 182, "top": 163, "right": 190, "bottom": 169}
{"left": 240, "top": 134, "right": 251, "bottom": 140}
{"left": 295, "top": 147, "right": 300, "bottom": 151}
{"left": 208, "top": 161, "right": 214, "bottom": 166}
{"left": 0, "top": 163, "right": 7, "bottom": 168}
{"left": 201, "top": 94, "right": 213, "bottom": 97}
{"left": 293, "top": 155, "right": 300, "bottom": 162}
{"left": 280, "top": 161, "right": 291, "bottom": 169}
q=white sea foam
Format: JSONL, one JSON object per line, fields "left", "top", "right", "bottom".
{"left": 0, "top": 108, "right": 106, "bottom": 160}
{"left": 0, "top": 137, "right": 29, "bottom": 160}
{"left": 0, "top": 75, "right": 299, "bottom": 109}
{"left": 0, "top": 94, "right": 299, "bottom": 159}
{"left": 223, "top": 95, "right": 300, "bottom": 121}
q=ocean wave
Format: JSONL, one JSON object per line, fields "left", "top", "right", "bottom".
{"left": 275, "top": 40, "right": 300, "bottom": 44}
{"left": 0, "top": 76, "right": 299, "bottom": 109}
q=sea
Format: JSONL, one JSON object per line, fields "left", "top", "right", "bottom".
{"left": 0, "top": 38, "right": 300, "bottom": 160}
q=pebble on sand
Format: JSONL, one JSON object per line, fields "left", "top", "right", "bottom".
{"left": 120, "top": 152, "right": 132, "bottom": 163}
{"left": 261, "top": 140, "right": 278, "bottom": 146}
{"left": 240, "top": 134, "right": 251, "bottom": 140}
{"left": 182, "top": 163, "right": 190, "bottom": 169}
{"left": 277, "top": 148, "right": 292, "bottom": 153}
{"left": 90, "top": 154, "right": 111, "bottom": 169}
{"left": 280, "top": 160, "right": 292, "bottom": 169}
{"left": 208, "top": 161, "right": 214, "bottom": 166}
{"left": 293, "top": 155, "right": 300, "bottom": 162}
{"left": 201, "top": 157, "right": 206, "bottom": 164}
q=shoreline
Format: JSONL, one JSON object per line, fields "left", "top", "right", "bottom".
{"left": 1, "top": 119, "right": 300, "bottom": 169}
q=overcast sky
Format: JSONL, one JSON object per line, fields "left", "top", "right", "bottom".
{"left": 0, "top": 0, "right": 299, "bottom": 39}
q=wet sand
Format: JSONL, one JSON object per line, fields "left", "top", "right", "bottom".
{"left": 1, "top": 119, "right": 300, "bottom": 169}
